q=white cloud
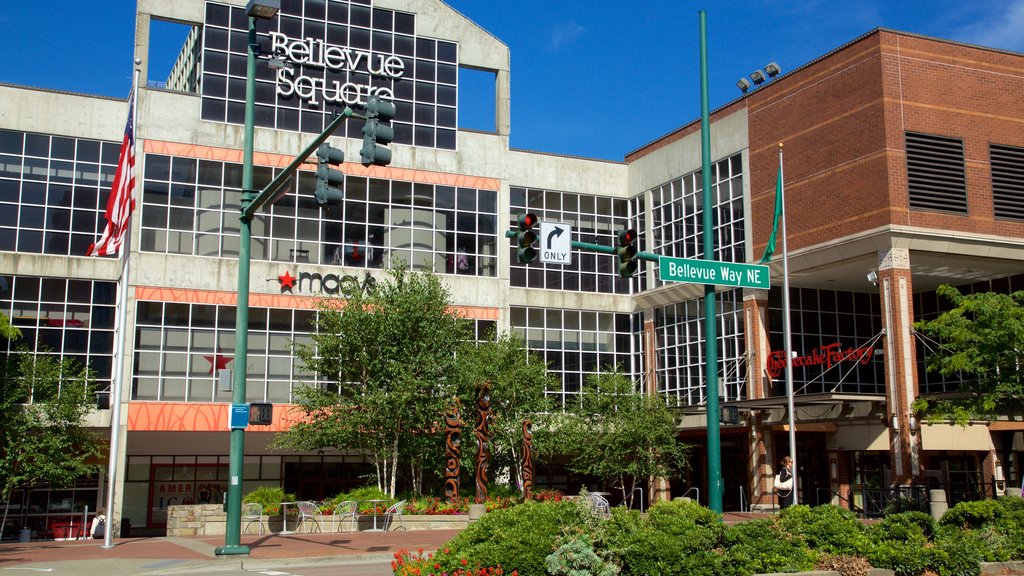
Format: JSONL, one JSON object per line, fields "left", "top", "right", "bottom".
{"left": 954, "top": 0, "right": 1024, "bottom": 52}
{"left": 549, "top": 20, "right": 585, "bottom": 51}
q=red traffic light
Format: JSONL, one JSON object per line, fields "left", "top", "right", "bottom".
{"left": 617, "top": 228, "right": 637, "bottom": 246}
{"left": 519, "top": 213, "right": 538, "bottom": 229}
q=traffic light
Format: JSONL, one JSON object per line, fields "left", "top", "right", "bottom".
{"left": 315, "top": 143, "right": 345, "bottom": 206}
{"left": 516, "top": 213, "right": 538, "bottom": 263}
{"left": 616, "top": 228, "right": 638, "bottom": 277}
{"left": 360, "top": 95, "right": 396, "bottom": 166}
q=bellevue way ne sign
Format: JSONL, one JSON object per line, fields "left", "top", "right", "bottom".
{"left": 659, "top": 256, "right": 770, "bottom": 289}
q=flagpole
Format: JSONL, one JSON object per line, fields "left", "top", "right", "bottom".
{"left": 102, "top": 64, "right": 140, "bottom": 549}
{"left": 778, "top": 143, "right": 798, "bottom": 505}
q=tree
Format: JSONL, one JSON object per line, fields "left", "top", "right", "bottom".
{"left": 551, "top": 370, "right": 689, "bottom": 503}
{"left": 0, "top": 313, "right": 104, "bottom": 531}
{"left": 914, "top": 284, "right": 1024, "bottom": 422}
{"left": 456, "top": 330, "right": 556, "bottom": 493}
{"left": 275, "top": 266, "right": 472, "bottom": 496}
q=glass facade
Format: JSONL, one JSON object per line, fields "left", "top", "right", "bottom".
{"left": 649, "top": 154, "right": 745, "bottom": 288}
{"left": 200, "top": 0, "right": 459, "bottom": 149}
{"left": 133, "top": 298, "right": 496, "bottom": 403}
{"left": 0, "top": 275, "right": 117, "bottom": 393}
{"left": 510, "top": 307, "right": 643, "bottom": 408}
{"left": 653, "top": 291, "right": 746, "bottom": 407}
{"left": 509, "top": 187, "right": 645, "bottom": 294}
{"left": 768, "top": 288, "right": 885, "bottom": 396}
{"left": 0, "top": 129, "right": 119, "bottom": 256}
{"left": 140, "top": 154, "right": 498, "bottom": 275}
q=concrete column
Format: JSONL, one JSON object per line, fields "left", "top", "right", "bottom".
{"left": 877, "top": 247, "right": 921, "bottom": 483}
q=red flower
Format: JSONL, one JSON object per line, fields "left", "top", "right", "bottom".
{"left": 461, "top": 558, "right": 469, "bottom": 566}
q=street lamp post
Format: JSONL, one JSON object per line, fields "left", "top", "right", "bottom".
{"left": 215, "top": 0, "right": 279, "bottom": 556}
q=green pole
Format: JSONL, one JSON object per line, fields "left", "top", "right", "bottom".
{"left": 215, "top": 13, "right": 257, "bottom": 557}
{"left": 699, "top": 10, "right": 723, "bottom": 514}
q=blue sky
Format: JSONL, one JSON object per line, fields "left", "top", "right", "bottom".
{"left": 3, "top": 0, "right": 1023, "bottom": 161}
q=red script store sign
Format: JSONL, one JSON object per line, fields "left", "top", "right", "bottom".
{"left": 766, "top": 342, "right": 875, "bottom": 379}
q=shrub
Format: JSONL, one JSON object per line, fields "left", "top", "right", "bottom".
{"left": 545, "top": 536, "right": 619, "bottom": 576}
{"left": 939, "top": 499, "right": 1002, "bottom": 530}
{"left": 778, "top": 504, "right": 871, "bottom": 556}
{"left": 932, "top": 525, "right": 984, "bottom": 576}
{"left": 242, "top": 486, "right": 294, "bottom": 516}
{"left": 864, "top": 510, "right": 939, "bottom": 576}
{"left": 604, "top": 500, "right": 725, "bottom": 576}
{"left": 431, "top": 500, "right": 588, "bottom": 576}
{"left": 868, "top": 511, "right": 936, "bottom": 541}
{"left": 721, "top": 518, "right": 817, "bottom": 576}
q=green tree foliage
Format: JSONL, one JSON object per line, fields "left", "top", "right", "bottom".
{"left": 275, "top": 266, "right": 472, "bottom": 496}
{"left": 0, "top": 312, "right": 104, "bottom": 530}
{"left": 455, "top": 329, "right": 555, "bottom": 493}
{"left": 550, "top": 370, "right": 689, "bottom": 502}
{"left": 915, "top": 285, "right": 1024, "bottom": 420}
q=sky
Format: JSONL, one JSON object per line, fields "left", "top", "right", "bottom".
{"left": 3, "top": 0, "right": 1024, "bottom": 161}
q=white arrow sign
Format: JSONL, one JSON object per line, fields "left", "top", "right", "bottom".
{"left": 539, "top": 222, "right": 572, "bottom": 265}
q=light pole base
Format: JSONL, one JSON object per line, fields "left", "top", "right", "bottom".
{"left": 214, "top": 545, "right": 251, "bottom": 556}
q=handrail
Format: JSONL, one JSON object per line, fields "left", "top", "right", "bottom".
{"left": 680, "top": 487, "right": 700, "bottom": 504}
{"left": 815, "top": 487, "right": 862, "bottom": 515}
{"left": 627, "top": 486, "right": 645, "bottom": 512}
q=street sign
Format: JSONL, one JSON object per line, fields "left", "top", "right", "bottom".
{"left": 229, "top": 403, "right": 250, "bottom": 430}
{"left": 659, "top": 256, "right": 770, "bottom": 289}
{"left": 539, "top": 222, "right": 572, "bottom": 265}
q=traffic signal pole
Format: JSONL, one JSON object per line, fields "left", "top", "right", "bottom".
{"left": 502, "top": 231, "right": 660, "bottom": 263}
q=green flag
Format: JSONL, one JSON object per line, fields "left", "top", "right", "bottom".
{"left": 759, "top": 165, "right": 783, "bottom": 263}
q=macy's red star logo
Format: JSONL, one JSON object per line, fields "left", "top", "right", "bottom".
{"left": 204, "top": 351, "right": 233, "bottom": 375}
{"left": 278, "top": 271, "right": 296, "bottom": 291}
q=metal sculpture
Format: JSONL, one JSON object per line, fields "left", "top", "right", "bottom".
{"left": 474, "top": 381, "right": 493, "bottom": 502}
{"left": 522, "top": 418, "right": 534, "bottom": 498}
{"left": 444, "top": 398, "right": 462, "bottom": 503}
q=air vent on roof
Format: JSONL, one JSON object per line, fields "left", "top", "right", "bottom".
{"left": 906, "top": 132, "right": 967, "bottom": 214}
{"left": 991, "top": 144, "right": 1024, "bottom": 221}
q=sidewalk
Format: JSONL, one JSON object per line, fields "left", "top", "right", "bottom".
{"left": 0, "top": 529, "right": 462, "bottom": 576}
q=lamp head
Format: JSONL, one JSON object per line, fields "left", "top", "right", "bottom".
{"left": 750, "top": 69, "right": 767, "bottom": 85}
{"left": 737, "top": 77, "right": 751, "bottom": 93}
{"left": 246, "top": 0, "right": 280, "bottom": 19}
{"left": 765, "top": 62, "right": 781, "bottom": 77}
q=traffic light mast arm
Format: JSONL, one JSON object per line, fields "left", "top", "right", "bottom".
{"left": 241, "top": 107, "right": 353, "bottom": 219}
{"left": 502, "top": 230, "right": 659, "bottom": 262}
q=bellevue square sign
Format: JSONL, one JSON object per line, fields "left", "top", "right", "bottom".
{"left": 269, "top": 32, "right": 405, "bottom": 106}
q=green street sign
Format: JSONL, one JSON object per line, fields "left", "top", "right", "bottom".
{"left": 659, "top": 256, "right": 770, "bottom": 289}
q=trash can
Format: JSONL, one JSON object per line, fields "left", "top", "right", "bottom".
{"left": 120, "top": 518, "right": 132, "bottom": 538}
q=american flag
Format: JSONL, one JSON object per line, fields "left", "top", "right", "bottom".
{"left": 87, "top": 96, "right": 136, "bottom": 257}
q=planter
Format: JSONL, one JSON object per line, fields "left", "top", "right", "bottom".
{"left": 166, "top": 504, "right": 469, "bottom": 537}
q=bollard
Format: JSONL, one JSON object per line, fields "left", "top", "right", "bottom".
{"left": 929, "top": 489, "right": 948, "bottom": 521}
{"left": 468, "top": 503, "right": 486, "bottom": 524}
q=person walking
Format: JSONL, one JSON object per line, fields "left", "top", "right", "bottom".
{"left": 774, "top": 456, "right": 795, "bottom": 509}
{"left": 90, "top": 508, "right": 107, "bottom": 539}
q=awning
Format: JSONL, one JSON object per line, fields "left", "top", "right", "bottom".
{"left": 920, "top": 423, "right": 994, "bottom": 451}
{"left": 830, "top": 424, "right": 889, "bottom": 451}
